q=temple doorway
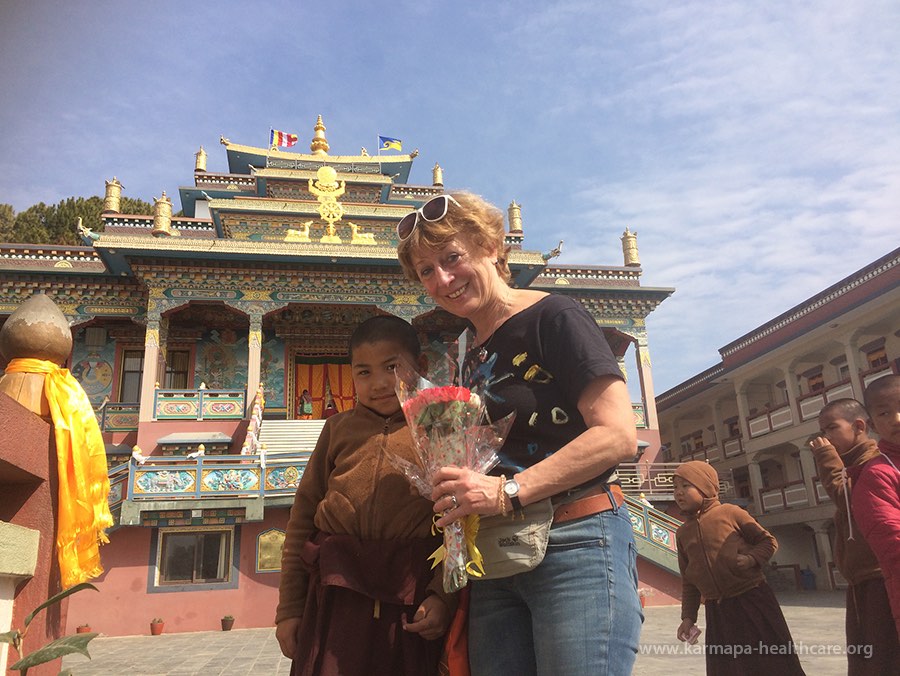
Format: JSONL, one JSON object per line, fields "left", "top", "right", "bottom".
{"left": 292, "top": 358, "right": 354, "bottom": 419}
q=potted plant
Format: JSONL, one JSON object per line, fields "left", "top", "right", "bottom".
{"left": 638, "top": 588, "right": 654, "bottom": 608}
{"left": 76, "top": 623, "right": 92, "bottom": 634}
{"left": 221, "top": 615, "right": 235, "bottom": 631}
{"left": 150, "top": 617, "right": 165, "bottom": 635}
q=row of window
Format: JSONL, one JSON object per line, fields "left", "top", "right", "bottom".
{"left": 119, "top": 349, "right": 191, "bottom": 402}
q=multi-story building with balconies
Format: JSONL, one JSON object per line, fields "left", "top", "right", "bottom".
{"left": 656, "top": 247, "right": 899, "bottom": 590}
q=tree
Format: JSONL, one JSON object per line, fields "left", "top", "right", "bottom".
{"left": 0, "top": 203, "right": 15, "bottom": 242}
{"left": 8, "top": 196, "right": 154, "bottom": 245}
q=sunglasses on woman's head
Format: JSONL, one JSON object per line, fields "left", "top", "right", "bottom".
{"left": 396, "top": 194, "right": 460, "bottom": 241}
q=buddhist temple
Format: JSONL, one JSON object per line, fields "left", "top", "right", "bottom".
{"left": 0, "top": 118, "right": 677, "bottom": 636}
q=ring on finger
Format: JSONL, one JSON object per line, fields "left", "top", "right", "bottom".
{"left": 449, "top": 494, "right": 459, "bottom": 510}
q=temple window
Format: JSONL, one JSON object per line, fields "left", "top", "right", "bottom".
{"left": 158, "top": 528, "right": 233, "bottom": 585}
{"left": 866, "top": 346, "right": 888, "bottom": 370}
{"left": 164, "top": 349, "right": 191, "bottom": 389}
{"left": 807, "top": 373, "right": 825, "bottom": 394}
{"left": 118, "top": 349, "right": 144, "bottom": 403}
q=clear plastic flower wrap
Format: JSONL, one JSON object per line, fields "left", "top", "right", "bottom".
{"left": 390, "top": 331, "right": 515, "bottom": 592}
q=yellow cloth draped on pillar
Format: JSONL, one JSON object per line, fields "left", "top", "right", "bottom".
{"left": 5, "top": 358, "right": 113, "bottom": 588}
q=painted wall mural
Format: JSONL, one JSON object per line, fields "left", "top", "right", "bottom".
{"left": 194, "top": 328, "right": 248, "bottom": 390}
{"left": 71, "top": 331, "right": 117, "bottom": 405}
{"left": 261, "top": 330, "right": 285, "bottom": 407}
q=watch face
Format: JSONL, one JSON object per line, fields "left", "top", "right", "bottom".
{"left": 504, "top": 479, "right": 519, "bottom": 497}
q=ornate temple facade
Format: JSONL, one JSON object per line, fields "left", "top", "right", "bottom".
{"left": 0, "top": 117, "right": 676, "bottom": 634}
{"left": 656, "top": 249, "right": 899, "bottom": 591}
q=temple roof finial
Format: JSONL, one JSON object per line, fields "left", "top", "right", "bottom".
{"left": 310, "top": 115, "right": 329, "bottom": 155}
{"left": 621, "top": 227, "right": 640, "bottom": 267}
{"left": 508, "top": 200, "right": 523, "bottom": 233}
{"left": 194, "top": 146, "right": 207, "bottom": 172}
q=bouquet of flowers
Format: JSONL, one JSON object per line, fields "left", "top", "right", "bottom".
{"left": 391, "top": 333, "right": 514, "bottom": 593}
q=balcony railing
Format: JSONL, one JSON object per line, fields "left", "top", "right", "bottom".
{"left": 723, "top": 436, "right": 744, "bottom": 458}
{"left": 748, "top": 403, "right": 794, "bottom": 438}
{"left": 798, "top": 380, "right": 855, "bottom": 421}
{"left": 98, "top": 403, "right": 140, "bottom": 432}
{"left": 154, "top": 389, "right": 246, "bottom": 421}
{"left": 617, "top": 462, "right": 734, "bottom": 501}
{"left": 631, "top": 403, "right": 647, "bottom": 428}
{"left": 759, "top": 479, "right": 810, "bottom": 512}
{"left": 126, "top": 452, "right": 307, "bottom": 501}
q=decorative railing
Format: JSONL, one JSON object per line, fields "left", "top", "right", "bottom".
{"left": 617, "top": 462, "right": 734, "bottom": 501}
{"left": 862, "top": 365, "right": 895, "bottom": 388}
{"left": 625, "top": 495, "right": 680, "bottom": 564}
{"left": 723, "top": 436, "right": 744, "bottom": 458}
{"left": 798, "top": 380, "right": 855, "bottom": 421}
{"left": 99, "top": 403, "right": 140, "bottom": 432}
{"left": 242, "top": 385, "right": 265, "bottom": 455}
{"left": 759, "top": 479, "right": 810, "bottom": 512}
{"left": 127, "top": 452, "right": 308, "bottom": 501}
{"left": 107, "top": 462, "right": 130, "bottom": 517}
{"left": 631, "top": 403, "right": 646, "bottom": 428}
{"left": 154, "top": 389, "right": 245, "bottom": 421}
{"left": 748, "top": 403, "right": 794, "bottom": 437}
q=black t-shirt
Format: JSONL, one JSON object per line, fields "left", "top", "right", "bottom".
{"left": 462, "top": 294, "right": 624, "bottom": 480}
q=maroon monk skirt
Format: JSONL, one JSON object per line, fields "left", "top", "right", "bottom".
{"left": 291, "top": 532, "right": 443, "bottom": 676}
{"left": 704, "top": 581, "right": 805, "bottom": 675}
{"left": 846, "top": 577, "right": 900, "bottom": 675}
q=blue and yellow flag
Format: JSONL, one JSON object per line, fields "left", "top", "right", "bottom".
{"left": 379, "top": 135, "right": 402, "bottom": 152}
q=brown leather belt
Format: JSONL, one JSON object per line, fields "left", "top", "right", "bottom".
{"left": 552, "top": 484, "right": 625, "bottom": 525}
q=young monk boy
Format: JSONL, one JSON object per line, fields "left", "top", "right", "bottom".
{"left": 848, "top": 375, "right": 900, "bottom": 643}
{"left": 811, "top": 398, "right": 899, "bottom": 673}
{"left": 275, "top": 315, "right": 455, "bottom": 676}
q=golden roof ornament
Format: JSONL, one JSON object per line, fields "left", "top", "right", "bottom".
{"left": 309, "top": 166, "right": 344, "bottom": 243}
{"left": 310, "top": 115, "right": 329, "bottom": 155}
{"left": 621, "top": 227, "right": 640, "bottom": 267}
{"left": 432, "top": 163, "right": 444, "bottom": 187}
{"left": 194, "top": 146, "right": 207, "bottom": 172}
{"left": 508, "top": 200, "right": 523, "bottom": 233}
{"left": 151, "top": 191, "right": 179, "bottom": 237}
{"left": 103, "top": 177, "right": 122, "bottom": 214}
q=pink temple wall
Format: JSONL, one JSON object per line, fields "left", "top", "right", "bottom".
{"left": 637, "top": 559, "right": 681, "bottom": 607}
{"left": 65, "top": 509, "right": 290, "bottom": 636}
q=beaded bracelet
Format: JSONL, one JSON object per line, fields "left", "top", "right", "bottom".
{"left": 498, "top": 474, "right": 508, "bottom": 516}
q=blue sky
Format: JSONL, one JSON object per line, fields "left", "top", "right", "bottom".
{"left": 2, "top": 1, "right": 898, "bottom": 393}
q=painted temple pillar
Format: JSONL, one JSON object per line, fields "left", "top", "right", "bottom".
{"left": 634, "top": 334, "right": 658, "bottom": 431}
{"left": 156, "top": 317, "right": 169, "bottom": 390}
{"left": 779, "top": 363, "right": 801, "bottom": 422}
{"left": 246, "top": 314, "right": 263, "bottom": 408}
{"left": 138, "top": 319, "right": 161, "bottom": 423}
{"left": 710, "top": 400, "right": 728, "bottom": 456}
{"left": 747, "top": 459, "right": 765, "bottom": 515}
{"left": 734, "top": 381, "right": 753, "bottom": 442}
{"left": 798, "top": 446, "right": 819, "bottom": 508}
{"left": 806, "top": 519, "right": 835, "bottom": 590}
{"left": 841, "top": 332, "right": 864, "bottom": 400}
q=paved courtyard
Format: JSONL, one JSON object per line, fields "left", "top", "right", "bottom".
{"left": 62, "top": 591, "right": 849, "bottom": 675}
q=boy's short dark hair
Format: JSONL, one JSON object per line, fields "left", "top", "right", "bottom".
{"left": 349, "top": 315, "right": 421, "bottom": 361}
{"left": 864, "top": 374, "right": 900, "bottom": 411}
{"left": 819, "top": 398, "right": 868, "bottom": 423}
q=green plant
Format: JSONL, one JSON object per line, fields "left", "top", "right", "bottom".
{"left": 222, "top": 615, "right": 234, "bottom": 621}
{"left": 151, "top": 618, "right": 163, "bottom": 624}
{"left": 0, "top": 582, "right": 99, "bottom": 675}
{"left": 77, "top": 624, "right": 90, "bottom": 629}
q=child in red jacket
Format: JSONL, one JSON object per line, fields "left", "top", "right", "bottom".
{"left": 810, "top": 398, "right": 899, "bottom": 674}
{"left": 848, "top": 375, "right": 900, "bottom": 642}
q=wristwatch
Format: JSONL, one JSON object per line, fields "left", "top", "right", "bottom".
{"left": 503, "top": 478, "right": 523, "bottom": 511}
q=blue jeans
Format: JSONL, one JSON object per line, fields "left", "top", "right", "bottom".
{"left": 468, "top": 503, "right": 643, "bottom": 676}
